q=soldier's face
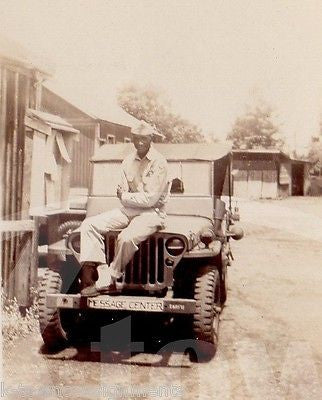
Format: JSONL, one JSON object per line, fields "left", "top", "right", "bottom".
{"left": 133, "top": 135, "right": 152, "bottom": 157}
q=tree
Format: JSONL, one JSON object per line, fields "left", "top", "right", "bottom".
{"left": 308, "top": 118, "right": 322, "bottom": 175}
{"left": 227, "top": 105, "right": 284, "bottom": 150}
{"left": 117, "top": 85, "right": 204, "bottom": 143}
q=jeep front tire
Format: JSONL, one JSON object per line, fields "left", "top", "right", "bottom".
{"left": 191, "top": 264, "right": 221, "bottom": 361}
{"left": 39, "top": 268, "right": 79, "bottom": 350}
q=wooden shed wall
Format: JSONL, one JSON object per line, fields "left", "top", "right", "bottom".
{"left": 41, "top": 87, "right": 94, "bottom": 188}
{"left": 0, "top": 64, "right": 39, "bottom": 305}
{"left": 231, "top": 152, "right": 311, "bottom": 199}
{"left": 70, "top": 122, "right": 95, "bottom": 188}
{"left": 100, "top": 120, "right": 131, "bottom": 143}
{"left": 232, "top": 156, "right": 278, "bottom": 199}
{"left": 41, "top": 88, "right": 132, "bottom": 189}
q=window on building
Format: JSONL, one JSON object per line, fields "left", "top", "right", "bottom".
{"left": 107, "top": 134, "right": 116, "bottom": 144}
{"left": 98, "top": 134, "right": 106, "bottom": 144}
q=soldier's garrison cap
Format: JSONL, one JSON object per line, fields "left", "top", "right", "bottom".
{"left": 131, "top": 121, "right": 155, "bottom": 137}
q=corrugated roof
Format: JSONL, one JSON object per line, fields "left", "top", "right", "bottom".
{"left": 0, "top": 35, "right": 53, "bottom": 76}
{"left": 92, "top": 142, "right": 231, "bottom": 162}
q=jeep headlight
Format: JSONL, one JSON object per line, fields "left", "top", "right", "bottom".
{"left": 200, "top": 228, "right": 214, "bottom": 247}
{"left": 165, "top": 237, "right": 185, "bottom": 256}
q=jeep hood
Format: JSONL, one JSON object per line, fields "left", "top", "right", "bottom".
{"left": 160, "top": 214, "right": 214, "bottom": 250}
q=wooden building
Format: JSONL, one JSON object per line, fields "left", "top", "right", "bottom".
{"left": 0, "top": 36, "right": 52, "bottom": 306}
{"left": 24, "top": 109, "right": 79, "bottom": 214}
{"left": 232, "top": 149, "right": 311, "bottom": 199}
{"left": 41, "top": 87, "right": 132, "bottom": 190}
{"left": 0, "top": 37, "right": 82, "bottom": 306}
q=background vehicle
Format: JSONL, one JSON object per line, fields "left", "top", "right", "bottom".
{"left": 39, "top": 143, "right": 243, "bottom": 361}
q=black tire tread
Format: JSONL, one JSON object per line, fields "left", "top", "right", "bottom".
{"left": 57, "top": 220, "right": 81, "bottom": 237}
{"left": 38, "top": 268, "right": 68, "bottom": 349}
{"left": 192, "top": 265, "right": 220, "bottom": 358}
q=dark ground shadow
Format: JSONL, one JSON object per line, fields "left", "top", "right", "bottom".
{"left": 39, "top": 312, "right": 214, "bottom": 366}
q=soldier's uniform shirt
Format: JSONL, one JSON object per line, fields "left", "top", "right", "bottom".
{"left": 119, "top": 145, "right": 169, "bottom": 214}
{"left": 80, "top": 145, "right": 169, "bottom": 279}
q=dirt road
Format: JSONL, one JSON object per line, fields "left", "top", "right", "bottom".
{"left": 3, "top": 198, "right": 322, "bottom": 399}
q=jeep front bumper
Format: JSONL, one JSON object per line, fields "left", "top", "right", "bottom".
{"left": 47, "top": 294, "right": 196, "bottom": 314}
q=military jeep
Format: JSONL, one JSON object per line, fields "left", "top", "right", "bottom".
{"left": 38, "top": 143, "right": 243, "bottom": 360}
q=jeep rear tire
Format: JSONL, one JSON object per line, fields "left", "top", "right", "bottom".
{"left": 191, "top": 265, "right": 221, "bottom": 361}
{"left": 39, "top": 268, "right": 79, "bottom": 350}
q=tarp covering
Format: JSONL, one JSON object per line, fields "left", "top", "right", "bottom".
{"left": 92, "top": 142, "right": 231, "bottom": 162}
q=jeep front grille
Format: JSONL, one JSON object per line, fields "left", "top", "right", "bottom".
{"left": 105, "top": 232, "right": 171, "bottom": 290}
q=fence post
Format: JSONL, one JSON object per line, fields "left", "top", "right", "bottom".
{"left": 0, "top": 219, "right": 38, "bottom": 309}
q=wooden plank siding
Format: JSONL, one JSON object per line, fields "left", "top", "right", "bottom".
{"left": 262, "top": 169, "right": 278, "bottom": 198}
{"left": 0, "top": 63, "right": 41, "bottom": 306}
{"left": 232, "top": 156, "right": 279, "bottom": 199}
{"left": 231, "top": 151, "right": 310, "bottom": 199}
{"left": 233, "top": 169, "right": 278, "bottom": 199}
{"left": 70, "top": 123, "right": 95, "bottom": 188}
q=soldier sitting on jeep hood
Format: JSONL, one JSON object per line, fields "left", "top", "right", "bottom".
{"left": 79, "top": 121, "right": 169, "bottom": 297}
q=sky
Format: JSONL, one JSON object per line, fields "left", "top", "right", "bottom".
{"left": 1, "top": 0, "right": 322, "bottom": 153}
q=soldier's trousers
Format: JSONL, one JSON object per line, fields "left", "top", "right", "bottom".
{"left": 79, "top": 208, "right": 166, "bottom": 279}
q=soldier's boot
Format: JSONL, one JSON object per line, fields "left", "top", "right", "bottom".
{"left": 80, "top": 262, "right": 99, "bottom": 297}
{"left": 97, "top": 265, "right": 120, "bottom": 295}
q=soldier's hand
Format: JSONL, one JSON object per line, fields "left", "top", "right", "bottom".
{"left": 116, "top": 185, "right": 123, "bottom": 199}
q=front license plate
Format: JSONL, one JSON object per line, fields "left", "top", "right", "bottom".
{"left": 87, "top": 296, "right": 164, "bottom": 312}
